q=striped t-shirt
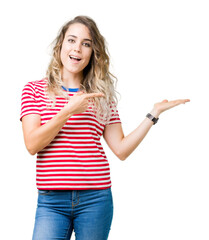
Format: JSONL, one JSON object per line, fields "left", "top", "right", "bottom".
{"left": 20, "top": 79, "right": 121, "bottom": 190}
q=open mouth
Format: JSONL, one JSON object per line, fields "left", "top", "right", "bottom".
{"left": 69, "top": 55, "right": 81, "bottom": 61}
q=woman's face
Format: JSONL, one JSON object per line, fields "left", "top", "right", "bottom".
{"left": 60, "top": 23, "right": 93, "bottom": 78}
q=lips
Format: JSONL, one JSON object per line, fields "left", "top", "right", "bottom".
{"left": 69, "top": 55, "right": 81, "bottom": 61}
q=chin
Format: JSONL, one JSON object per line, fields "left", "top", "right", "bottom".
{"left": 65, "top": 66, "right": 84, "bottom": 74}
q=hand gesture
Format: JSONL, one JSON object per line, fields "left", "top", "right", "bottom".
{"left": 65, "top": 91, "right": 104, "bottom": 115}
{"left": 151, "top": 99, "right": 190, "bottom": 117}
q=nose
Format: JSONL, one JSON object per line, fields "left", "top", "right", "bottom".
{"left": 74, "top": 42, "right": 81, "bottom": 53}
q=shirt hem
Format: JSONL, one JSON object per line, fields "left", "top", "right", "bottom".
{"left": 37, "top": 185, "right": 112, "bottom": 190}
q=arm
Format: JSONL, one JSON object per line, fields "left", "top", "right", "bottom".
{"left": 22, "top": 92, "right": 104, "bottom": 155}
{"left": 103, "top": 99, "right": 190, "bottom": 161}
{"left": 22, "top": 109, "right": 73, "bottom": 155}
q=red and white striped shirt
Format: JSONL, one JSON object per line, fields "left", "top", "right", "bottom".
{"left": 20, "top": 79, "right": 121, "bottom": 190}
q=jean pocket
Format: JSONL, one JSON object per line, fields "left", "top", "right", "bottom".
{"left": 38, "top": 190, "right": 52, "bottom": 196}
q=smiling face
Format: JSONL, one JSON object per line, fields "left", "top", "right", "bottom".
{"left": 60, "top": 23, "right": 93, "bottom": 81}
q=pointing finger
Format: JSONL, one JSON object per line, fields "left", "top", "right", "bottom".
{"left": 76, "top": 91, "right": 85, "bottom": 95}
{"left": 84, "top": 93, "right": 105, "bottom": 99}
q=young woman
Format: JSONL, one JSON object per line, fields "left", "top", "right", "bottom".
{"left": 20, "top": 15, "right": 190, "bottom": 240}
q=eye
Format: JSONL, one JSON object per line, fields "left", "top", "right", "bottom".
{"left": 83, "top": 42, "right": 91, "bottom": 47}
{"left": 68, "top": 39, "right": 75, "bottom": 43}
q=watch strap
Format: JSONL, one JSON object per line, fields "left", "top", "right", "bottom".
{"left": 146, "top": 113, "right": 159, "bottom": 125}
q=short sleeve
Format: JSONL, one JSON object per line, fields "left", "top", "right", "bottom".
{"left": 106, "top": 103, "right": 121, "bottom": 125}
{"left": 20, "top": 82, "right": 41, "bottom": 121}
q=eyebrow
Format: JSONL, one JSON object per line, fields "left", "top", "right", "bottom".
{"left": 67, "top": 34, "right": 92, "bottom": 42}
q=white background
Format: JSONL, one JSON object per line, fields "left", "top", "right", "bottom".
{"left": 0, "top": 0, "right": 208, "bottom": 239}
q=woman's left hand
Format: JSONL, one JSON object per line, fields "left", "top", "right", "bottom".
{"left": 151, "top": 99, "right": 190, "bottom": 118}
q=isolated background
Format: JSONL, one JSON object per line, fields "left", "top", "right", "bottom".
{"left": 0, "top": 0, "right": 208, "bottom": 239}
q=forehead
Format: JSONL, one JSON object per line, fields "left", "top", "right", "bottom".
{"left": 65, "top": 23, "right": 92, "bottom": 39}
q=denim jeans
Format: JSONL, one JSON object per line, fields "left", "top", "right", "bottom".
{"left": 32, "top": 188, "right": 113, "bottom": 240}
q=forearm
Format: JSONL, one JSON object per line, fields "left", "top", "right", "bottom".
{"left": 118, "top": 109, "right": 159, "bottom": 160}
{"left": 23, "top": 91, "right": 105, "bottom": 155}
{"left": 25, "top": 107, "right": 72, "bottom": 155}
{"left": 104, "top": 98, "right": 189, "bottom": 161}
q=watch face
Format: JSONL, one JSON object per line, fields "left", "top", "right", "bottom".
{"left": 153, "top": 116, "right": 159, "bottom": 124}
{"left": 153, "top": 118, "right": 157, "bottom": 124}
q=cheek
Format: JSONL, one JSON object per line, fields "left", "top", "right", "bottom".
{"left": 61, "top": 43, "right": 69, "bottom": 55}
{"left": 60, "top": 46, "right": 69, "bottom": 64}
{"left": 85, "top": 50, "right": 93, "bottom": 63}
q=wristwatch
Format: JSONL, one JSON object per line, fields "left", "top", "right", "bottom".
{"left": 146, "top": 113, "right": 159, "bottom": 125}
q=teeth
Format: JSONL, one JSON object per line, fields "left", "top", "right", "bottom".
{"left": 70, "top": 56, "right": 81, "bottom": 60}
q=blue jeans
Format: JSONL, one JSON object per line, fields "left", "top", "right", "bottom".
{"left": 32, "top": 188, "right": 113, "bottom": 240}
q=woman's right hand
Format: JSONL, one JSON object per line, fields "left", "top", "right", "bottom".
{"left": 64, "top": 91, "right": 105, "bottom": 115}
{"left": 22, "top": 91, "right": 104, "bottom": 155}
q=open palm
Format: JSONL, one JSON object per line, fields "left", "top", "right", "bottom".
{"left": 153, "top": 99, "right": 190, "bottom": 116}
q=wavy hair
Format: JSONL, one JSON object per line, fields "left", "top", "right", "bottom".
{"left": 46, "top": 15, "right": 119, "bottom": 124}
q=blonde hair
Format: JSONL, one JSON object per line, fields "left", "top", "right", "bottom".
{"left": 46, "top": 15, "right": 119, "bottom": 124}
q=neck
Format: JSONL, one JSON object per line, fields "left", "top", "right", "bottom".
{"left": 61, "top": 68, "right": 83, "bottom": 88}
